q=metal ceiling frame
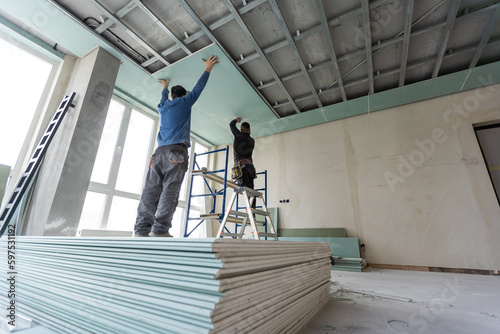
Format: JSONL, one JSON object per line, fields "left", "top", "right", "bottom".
{"left": 432, "top": 0, "right": 461, "bottom": 78}
{"left": 469, "top": 3, "right": 500, "bottom": 68}
{"left": 268, "top": 0, "right": 323, "bottom": 109}
{"left": 236, "top": 0, "right": 391, "bottom": 68}
{"left": 361, "top": 0, "right": 375, "bottom": 94}
{"left": 282, "top": 0, "right": 450, "bottom": 108}
{"left": 131, "top": 0, "right": 192, "bottom": 56}
{"left": 398, "top": 0, "right": 414, "bottom": 87}
{"left": 222, "top": 0, "right": 301, "bottom": 114}
{"left": 47, "top": 0, "right": 500, "bottom": 118}
{"left": 144, "top": 0, "right": 268, "bottom": 68}
{"left": 314, "top": 0, "right": 347, "bottom": 103}
{"left": 272, "top": 0, "right": 449, "bottom": 109}
{"left": 94, "top": 1, "right": 136, "bottom": 33}
{"left": 85, "top": 0, "right": 170, "bottom": 66}
{"left": 176, "top": 0, "right": 280, "bottom": 118}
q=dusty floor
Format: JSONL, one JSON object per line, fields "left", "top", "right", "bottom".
{"left": 300, "top": 268, "right": 500, "bottom": 334}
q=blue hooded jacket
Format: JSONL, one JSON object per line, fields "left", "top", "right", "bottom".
{"left": 157, "top": 71, "right": 210, "bottom": 147}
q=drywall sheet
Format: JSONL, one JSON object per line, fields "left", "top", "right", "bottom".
{"left": 278, "top": 236, "right": 361, "bottom": 258}
{"left": 278, "top": 228, "right": 347, "bottom": 237}
{"left": 0, "top": 237, "right": 332, "bottom": 334}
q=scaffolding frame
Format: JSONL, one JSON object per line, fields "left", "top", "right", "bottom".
{"left": 184, "top": 146, "right": 270, "bottom": 238}
{"left": 184, "top": 146, "right": 230, "bottom": 237}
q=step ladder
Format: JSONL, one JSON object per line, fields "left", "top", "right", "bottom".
{"left": 216, "top": 187, "right": 278, "bottom": 240}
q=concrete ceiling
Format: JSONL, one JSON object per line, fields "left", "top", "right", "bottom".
{"left": 1, "top": 0, "right": 500, "bottom": 146}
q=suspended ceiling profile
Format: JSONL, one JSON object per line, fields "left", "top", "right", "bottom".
{"left": 1, "top": 0, "right": 500, "bottom": 145}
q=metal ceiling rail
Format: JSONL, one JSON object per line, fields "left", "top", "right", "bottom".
{"left": 361, "top": 0, "right": 375, "bottom": 94}
{"left": 131, "top": 0, "right": 192, "bottom": 56}
{"left": 398, "top": 0, "right": 414, "bottom": 87}
{"left": 85, "top": 0, "right": 170, "bottom": 66}
{"left": 236, "top": 0, "right": 391, "bottom": 66}
{"left": 268, "top": 0, "right": 323, "bottom": 109}
{"left": 94, "top": 1, "right": 136, "bottom": 34}
{"left": 294, "top": 41, "right": 491, "bottom": 105}
{"left": 314, "top": 0, "right": 347, "bottom": 102}
{"left": 295, "top": 0, "right": 449, "bottom": 110}
{"left": 143, "top": 0, "right": 267, "bottom": 67}
{"left": 222, "top": 0, "right": 302, "bottom": 114}
{"left": 432, "top": 0, "right": 461, "bottom": 78}
{"left": 47, "top": 0, "right": 153, "bottom": 76}
{"left": 261, "top": 0, "right": 454, "bottom": 96}
{"left": 177, "top": 0, "right": 280, "bottom": 118}
{"left": 289, "top": 36, "right": 500, "bottom": 108}
{"left": 469, "top": 3, "right": 500, "bottom": 68}
{"left": 257, "top": 20, "right": 447, "bottom": 91}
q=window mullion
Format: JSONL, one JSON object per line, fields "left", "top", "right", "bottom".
{"left": 100, "top": 104, "right": 133, "bottom": 229}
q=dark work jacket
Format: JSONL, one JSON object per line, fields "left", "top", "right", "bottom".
{"left": 229, "top": 119, "right": 255, "bottom": 164}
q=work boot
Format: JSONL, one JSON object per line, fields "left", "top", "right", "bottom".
{"left": 149, "top": 231, "right": 173, "bottom": 237}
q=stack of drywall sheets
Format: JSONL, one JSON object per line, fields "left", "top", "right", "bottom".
{"left": 0, "top": 237, "right": 331, "bottom": 334}
{"left": 277, "top": 229, "right": 366, "bottom": 272}
{"left": 331, "top": 257, "right": 367, "bottom": 272}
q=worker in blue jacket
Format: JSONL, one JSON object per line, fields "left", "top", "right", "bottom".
{"left": 134, "top": 55, "right": 219, "bottom": 237}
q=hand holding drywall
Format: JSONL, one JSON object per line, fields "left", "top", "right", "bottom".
{"left": 202, "top": 55, "right": 219, "bottom": 73}
{"left": 158, "top": 78, "right": 170, "bottom": 89}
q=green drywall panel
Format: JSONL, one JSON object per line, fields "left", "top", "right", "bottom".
{"left": 461, "top": 61, "right": 500, "bottom": 91}
{"left": 278, "top": 237, "right": 361, "bottom": 258}
{"left": 322, "top": 101, "right": 349, "bottom": 121}
{"left": 280, "top": 108, "right": 325, "bottom": 132}
{"left": 278, "top": 228, "right": 347, "bottom": 237}
{"left": 429, "top": 72, "right": 468, "bottom": 96}
{"left": 153, "top": 43, "right": 276, "bottom": 146}
{"left": 0, "top": 14, "right": 63, "bottom": 62}
{"left": 400, "top": 79, "right": 434, "bottom": 104}
{"left": 345, "top": 98, "right": 370, "bottom": 118}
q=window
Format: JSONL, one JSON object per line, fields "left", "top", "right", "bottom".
{"left": 78, "top": 97, "right": 156, "bottom": 232}
{"left": 79, "top": 97, "right": 211, "bottom": 237}
{"left": 0, "top": 37, "right": 53, "bottom": 169}
{"left": 475, "top": 123, "right": 500, "bottom": 204}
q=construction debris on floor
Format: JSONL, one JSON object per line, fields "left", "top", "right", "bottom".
{"left": 0, "top": 237, "right": 332, "bottom": 334}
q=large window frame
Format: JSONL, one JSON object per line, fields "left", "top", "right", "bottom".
{"left": 85, "top": 95, "right": 158, "bottom": 230}
{"left": 80, "top": 94, "right": 210, "bottom": 237}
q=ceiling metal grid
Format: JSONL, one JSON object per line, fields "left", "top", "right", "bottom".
{"left": 51, "top": 0, "right": 500, "bottom": 119}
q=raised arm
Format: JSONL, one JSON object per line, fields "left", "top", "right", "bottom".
{"left": 229, "top": 117, "right": 241, "bottom": 137}
{"left": 158, "top": 78, "right": 171, "bottom": 106}
{"left": 185, "top": 55, "right": 220, "bottom": 105}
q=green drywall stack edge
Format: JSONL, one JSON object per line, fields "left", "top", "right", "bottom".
{"left": 0, "top": 237, "right": 332, "bottom": 333}
{"left": 278, "top": 228, "right": 347, "bottom": 237}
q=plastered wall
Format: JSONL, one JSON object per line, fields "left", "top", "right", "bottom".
{"left": 216, "top": 83, "right": 500, "bottom": 270}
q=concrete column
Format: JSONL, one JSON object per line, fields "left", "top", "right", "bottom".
{"left": 23, "top": 46, "right": 120, "bottom": 236}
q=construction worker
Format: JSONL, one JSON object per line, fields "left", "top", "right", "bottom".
{"left": 229, "top": 117, "right": 256, "bottom": 189}
{"left": 134, "top": 55, "right": 219, "bottom": 237}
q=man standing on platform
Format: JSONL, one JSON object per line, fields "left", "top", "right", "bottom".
{"left": 134, "top": 55, "right": 219, "bottom": 237}
{"left": 229, "top": 117, "right": 256, "bottom": 189}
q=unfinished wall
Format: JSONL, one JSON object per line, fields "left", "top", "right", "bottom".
{"left": 216, "top": 83, "right": 500, "bottom": 270}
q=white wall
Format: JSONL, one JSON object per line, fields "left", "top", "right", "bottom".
{"left": 222, "top": 83, "right": 500, "bottom": 270}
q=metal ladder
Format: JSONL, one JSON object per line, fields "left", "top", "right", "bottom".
{"left": 216, "top": 187, "right": 278, "bottom": 240}
{"left": 0, "top": 93, "right": 76, "bottom": 237}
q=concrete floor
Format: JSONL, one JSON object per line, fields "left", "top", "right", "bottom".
{"left": 300, "top": 268, "right": 500, "bottom": 334}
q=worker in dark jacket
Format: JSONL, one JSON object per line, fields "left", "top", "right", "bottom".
{"left": 230, "top": 118, "right": 256, "bottom": 189}
{"left": 134, "top": 55, "right": 219, "bottom": 237}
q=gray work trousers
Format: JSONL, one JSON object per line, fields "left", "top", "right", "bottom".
{"left": 134, "top": 144, "right": 188, "bottom": 235}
